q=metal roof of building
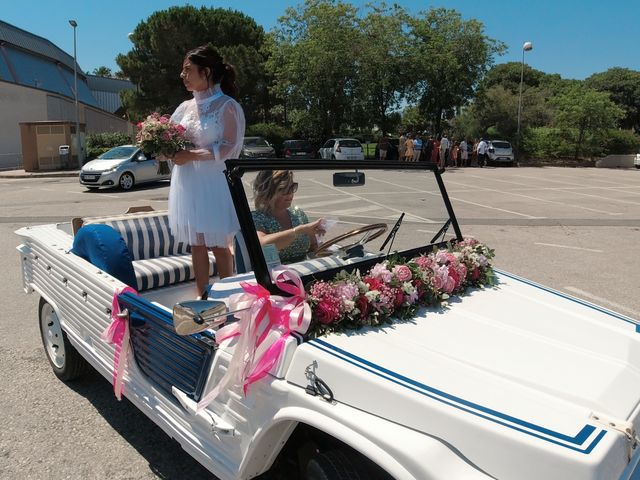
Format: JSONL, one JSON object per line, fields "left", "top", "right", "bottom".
{"left": 0, "top": 20, "right": 134, "bottom": 114}
{"left": 0, "top": 20, "right": 78, "bottom": 72}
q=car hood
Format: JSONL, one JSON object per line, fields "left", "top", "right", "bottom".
{"left": 286, "top": 271, "right": 640, "bottom": 479}
{"left": 82, "top": 159, "right": 126, "bottom": 172}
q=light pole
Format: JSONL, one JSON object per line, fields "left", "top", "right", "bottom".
{"left": 69, "top": 19, "right": 82, "bottom": 168}
{"left": 516, "top": 41, "right": 533, "bottom": 137}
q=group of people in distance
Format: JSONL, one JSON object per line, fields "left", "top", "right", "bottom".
{"left": 166, "top": 44, "right": 323, "bottom": 297}
{"left": 378, "top": 133, "right": 490, "bottom": 171}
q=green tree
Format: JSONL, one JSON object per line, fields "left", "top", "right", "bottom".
{"left": 351, "top": 3, "right": 412, "bottom": 135}
{"left": 266, "top": 0, "right": 361, "bottom": 139}
{"left": 479, "top": 62, "right": 546, "bottom": 94}
{"left": 92, "top": 66, "right": 113, "bottom": 77}
{"left": 585, "top": 68, "right": 640, "bottom": 131}
{"left": 552, "top": 84, "right": 624, "bottom": 158}
{"left": 116, "top": 6, "right": 269, "bottom": 122}
{"left": 407, "top": 8, "right": 505, "bottom": 133}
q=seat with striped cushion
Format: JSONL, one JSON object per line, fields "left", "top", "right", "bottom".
{"left": 83, "top": 211, "right": 217, "bottom": 291}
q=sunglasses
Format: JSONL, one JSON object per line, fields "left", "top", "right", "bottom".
{"left": 278, "top": 182, "right": 298, "bottom": 195}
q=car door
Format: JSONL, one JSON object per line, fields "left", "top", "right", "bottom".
{"left": 320, "top": 140, "right": 334, "bottom": 159}
{"left": 133, "top": 151, "right": 159, "bottom": 182}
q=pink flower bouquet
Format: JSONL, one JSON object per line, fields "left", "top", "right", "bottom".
{"left": 135, "top": 113, "right": 189, "bottom": 175}
{"left": 305, "top": 239, "right": 496, "bottom": 337}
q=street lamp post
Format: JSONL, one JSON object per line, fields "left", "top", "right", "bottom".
{"left": 69, "top": 19, "right": 82, "bottom": 168}
{"left": 516, "top": 41, "right": 533, "bottom": 137}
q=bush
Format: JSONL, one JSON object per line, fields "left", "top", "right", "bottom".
{"left": 86, "top": 132, "right": 134, "bottom": 159}
{"left": 245, "top": 122, "right": 293, "bottom": 155}
{"left": 601, "top": 129, "right": 640, "bottom": 155}
{"left": 521, "top": 127, "right": 573, "bottom": 158}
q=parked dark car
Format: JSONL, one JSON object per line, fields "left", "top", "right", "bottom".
{"left": 282, "top": 139, "right": 316, "bottom": 159}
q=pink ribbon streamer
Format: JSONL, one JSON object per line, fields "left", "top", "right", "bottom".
{"left": 101, "top": 286, "right": 138, "bottom": 400}
{"left": 192, "top": 266, "right": 310, "bottom": 413}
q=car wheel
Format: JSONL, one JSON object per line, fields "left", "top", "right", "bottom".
{"left": 636, "top": 165, "right": 640, "bottom": 169}
{"left": 305, "top": 450, "right": 365, "bottom": 480}
{"left": 38, "top": 297, "right": 90, "bottom": 381}
{"left": 119, "top": 172, "right": 135, "bottom": 190}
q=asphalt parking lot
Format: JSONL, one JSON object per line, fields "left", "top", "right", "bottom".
{"left": 0, "top": 166, "right": 639, "bottom": 479}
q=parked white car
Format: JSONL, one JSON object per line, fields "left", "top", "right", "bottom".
{"left": 80, "top": 145, "right": 170, "bottom": 191}
{"left": 319, "top": 138, "right": 365, "bottom": 160}
{"left": 487, "top": 140, "right": 515, "bottom": 166}
{"left": 16, "top": 159, "right": 640, "bottom": 479}
{"left": 634, "top": 151, "right": 640, "bottom": 169}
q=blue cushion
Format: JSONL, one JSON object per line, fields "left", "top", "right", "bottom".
{"left": 71, "top": 224, "right": 137, "bottom": 288}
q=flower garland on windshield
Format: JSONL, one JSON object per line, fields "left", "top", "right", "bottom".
{"left": 306, "top": 238, "right": 496, "bottom": 337}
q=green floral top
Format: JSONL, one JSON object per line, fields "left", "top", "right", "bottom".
{"left": 252, "top": 207, "right": 310, "bottom": 263}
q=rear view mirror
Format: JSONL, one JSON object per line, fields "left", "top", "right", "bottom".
{"left": 333, "top": 171, "right": 365, "bottom": 187}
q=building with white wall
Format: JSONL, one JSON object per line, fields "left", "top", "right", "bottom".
{"left": 0, "top": 20, "right": 134, "bottom": 170}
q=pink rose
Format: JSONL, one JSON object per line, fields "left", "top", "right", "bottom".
{"left": 393, "top": 265, "right": 412, "bottom": 282}
{"left": 394, "top": 289, "right": 404, "bottom": 307}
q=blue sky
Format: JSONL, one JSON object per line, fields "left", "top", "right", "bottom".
{"left": 2, "top": 0, "right": 638, "bottom": 80}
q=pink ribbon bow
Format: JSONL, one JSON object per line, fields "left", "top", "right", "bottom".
{"left": 191, "top": 266, "right": 310, "bottom": 413}
{"left": 101, "top": 286, "right": 138, "bottom": 400}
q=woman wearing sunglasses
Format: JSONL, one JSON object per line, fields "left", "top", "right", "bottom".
{"left": 251, "top": 170, "right": 325, "bottom": 263}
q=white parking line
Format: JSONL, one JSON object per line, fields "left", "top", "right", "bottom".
{"left": 369, "top": 177, "right": 545, "bottom": 220}
{"left": 298, "top": 197, "right": 359, "bottom": 209}
{"left": 554, "top": 188, "right": 640, "bottom": 206}
{"left": 565, "top": 286, "right": 640, "bottom": 318}
{"left": 534, "top": 242, "right": 603, "bottom": 253}
{"left": 308, "top": 178, "right": 439, "bottom": 223}
{"left": 447, "top": 179, "right": 622, "bottom": 216}
{"left": 336, "top": 204, "right": 383, "bottom": 215}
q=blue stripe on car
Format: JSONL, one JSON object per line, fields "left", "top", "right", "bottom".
{"left": 308, "top": 338, "right": 605, "bottom": 454}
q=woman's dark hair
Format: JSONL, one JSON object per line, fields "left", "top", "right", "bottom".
{"left": 185, "top": 45, "right": 238, "bottom": 99}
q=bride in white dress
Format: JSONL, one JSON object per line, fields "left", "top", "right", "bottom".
{"left": 169, "top": 45, "right": 245, "bottom": 295}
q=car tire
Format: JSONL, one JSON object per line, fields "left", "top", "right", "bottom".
{"left": 305, "top": 450, "right": 369, "bottom": 480}
{"left": 119, "top": 172, "right": 135, "bottom": 191}
{"left": 38, "top": 297, "right": 90, "bottom": 381}
{"left": 636, "top": 165, "right": 640, "bottom": 169}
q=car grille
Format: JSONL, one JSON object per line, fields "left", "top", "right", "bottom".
{"left": 80, "top": 173, "right": 101, "bottom": 183}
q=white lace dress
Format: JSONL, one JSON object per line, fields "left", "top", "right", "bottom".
{"left": 168, "top": 86, "right": 245, "bottom": 247}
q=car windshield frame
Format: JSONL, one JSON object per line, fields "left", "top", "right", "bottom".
{"left": 224, "top": 159, "right": 463, "bottom": 294}
{"left": 338, "top": 140, "right": 361, "bottom": 148}
{"left": 98, "top": 146, "right": 137, "bottom": 160}
{"left": 284, "top": 140, "right": 312, "bottom": 149}
{"left": 244, "top": 138, "right": 270, "bottom": 148}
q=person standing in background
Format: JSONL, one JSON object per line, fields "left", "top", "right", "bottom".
{"left": 459, "top": 139, "right": 468, "bottom": 167}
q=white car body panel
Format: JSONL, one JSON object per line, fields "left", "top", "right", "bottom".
{"left": 15, "top": 201, "right": 640, "bottom": 477}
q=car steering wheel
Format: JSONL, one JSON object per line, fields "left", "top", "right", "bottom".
{"left": 314, "top": 223, "right": 388, "bottom": 257}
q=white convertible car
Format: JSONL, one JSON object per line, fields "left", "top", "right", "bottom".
{"left": 16, "top": 159, "right": 640, "bottom": 479}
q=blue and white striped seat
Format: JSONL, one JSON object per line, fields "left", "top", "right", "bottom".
{"left": 84, "top": 211, "right": 216, "bottom": 291}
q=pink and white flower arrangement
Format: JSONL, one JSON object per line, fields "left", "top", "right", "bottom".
{"left": 136, "top": 112, "right": 189, "bottom": 174}
{"left": 305, "top": 239, "right": 496, "bottom": 337}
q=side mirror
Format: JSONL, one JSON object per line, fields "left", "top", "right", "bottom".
{"left": 333, "top": 171, "right": 365, "bottom": 187}
{"left": 173, "top": 300, "right": 229, "bottom": 335}
{"left": 136, "top": 153, "right": 146, "bottom": 161}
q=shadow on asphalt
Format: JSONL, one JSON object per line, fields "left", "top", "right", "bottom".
{"left": 81, "top": 181, "right": 171, "bottom": 194}
{"left": 68, "top": 369, "right": 217, "bottom": 479}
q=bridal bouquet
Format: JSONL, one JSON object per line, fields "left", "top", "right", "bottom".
{"left": 136, "top": 113, "right": 188, "bottom": 175}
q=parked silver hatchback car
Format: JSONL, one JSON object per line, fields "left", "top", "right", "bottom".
{"left": 487, "top": 140, "right": 515, "bottom": 166}
{"left": 79, "top": 145, "right": 171, "bottom": 191}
